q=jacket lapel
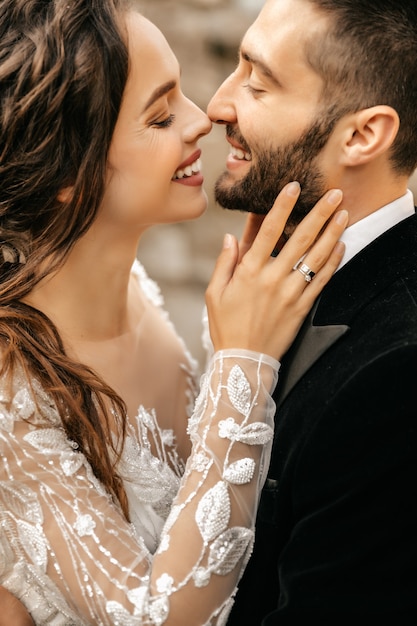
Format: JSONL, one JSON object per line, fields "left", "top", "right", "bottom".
{"left": 277, "top": 302, "right": 349, "bottom": 405}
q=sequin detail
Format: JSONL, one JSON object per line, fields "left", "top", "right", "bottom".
{"left": 0, "top": 262, "right": 279, "bottom": 625}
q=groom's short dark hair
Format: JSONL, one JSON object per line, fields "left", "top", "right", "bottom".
{"left": 304, "top": 0, "right": 417, "bottom": 174}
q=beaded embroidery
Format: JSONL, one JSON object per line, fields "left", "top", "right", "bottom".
{"left": 0, "top": 262, "right": 279, "bottom": 624}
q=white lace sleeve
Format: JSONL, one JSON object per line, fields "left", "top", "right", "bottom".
{"left": 0, "top": 350, "right": 279, "bottom": 625}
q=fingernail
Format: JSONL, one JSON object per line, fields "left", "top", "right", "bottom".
{"left": 286, "top": 181, "right": 301, "bottom": 197}
{"left": 327, "top": 189, "right": 343, "bottom": 204}
{"left": 223, "top": 233, "right": 233, "bottom": 249}
{"left": 335, "top": 209, "right": 349, "bottom": 225}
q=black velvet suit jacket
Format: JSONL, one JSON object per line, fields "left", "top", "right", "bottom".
{"left": 227, "top": 211, "right": 417, "bottom": 625}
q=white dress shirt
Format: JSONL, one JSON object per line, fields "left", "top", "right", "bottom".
{"left": 338, "top": 189, "right": 415, "bottom": 270}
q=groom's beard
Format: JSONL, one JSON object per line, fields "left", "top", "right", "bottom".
{"left": 215, "top": 109, "right": 341, "bottom": 232}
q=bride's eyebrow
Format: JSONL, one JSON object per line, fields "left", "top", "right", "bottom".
{"left": 142, "top": 79, "right": 177, "bottom": 112}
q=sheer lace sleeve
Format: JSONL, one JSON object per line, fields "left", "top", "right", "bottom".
{"left": 0, "top": 350, "right": 279, "bottom": 625}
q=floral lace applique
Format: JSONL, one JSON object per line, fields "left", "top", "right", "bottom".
{"left": 0, "top": 350, "right": 278, "bottom": 624}
{"left": 0, "top": 258, "right": 280, "bottom": 624}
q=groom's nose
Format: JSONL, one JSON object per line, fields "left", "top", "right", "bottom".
{"left": 207, "top": 73, "right": 238, "bottom": 125}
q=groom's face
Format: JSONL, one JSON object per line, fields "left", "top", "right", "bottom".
{"left": 207, "top": 0, "right": 342, "bottom": 232}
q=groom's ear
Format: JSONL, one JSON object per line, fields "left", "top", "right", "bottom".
{"left": 339, "top": 105, "right": 400, "bottom": 166}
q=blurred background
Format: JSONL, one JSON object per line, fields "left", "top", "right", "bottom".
{"left": 133, "top": 0, "right": 417, "bottom": 369}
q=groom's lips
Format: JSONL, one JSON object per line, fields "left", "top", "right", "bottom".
{"left": 226, "top": 136, "right": 250, "bottom": 152}
{"left": 225, "top": 136, "right": 252, "bottom": 172}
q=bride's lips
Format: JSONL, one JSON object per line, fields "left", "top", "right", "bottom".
{"left": 172, "top": 149, "right": 204, "bottom": 187}
{"left": 176, "top": 149, "right": 201, "bottom": 171}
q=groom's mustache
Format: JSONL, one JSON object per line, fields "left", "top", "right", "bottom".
{"left": 225, "top": 125, "right": 252, "bottom": 154}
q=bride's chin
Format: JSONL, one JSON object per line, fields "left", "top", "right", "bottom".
{"left": 189, "top": 199, "right": 208, "bottom": 219}
{"left": 173, "top": 196, "right": 208, "bottom": 221}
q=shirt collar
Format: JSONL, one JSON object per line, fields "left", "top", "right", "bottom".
{"left": 338, "top": 189, "right": 415, "bottom": 269}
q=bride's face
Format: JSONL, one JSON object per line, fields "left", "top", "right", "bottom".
{"left": 99, "top": 11, "right": 212, "bottom": 231}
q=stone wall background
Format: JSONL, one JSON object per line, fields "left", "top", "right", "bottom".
{"left": 133, "top": 0, "right": 417, "bottom": 369}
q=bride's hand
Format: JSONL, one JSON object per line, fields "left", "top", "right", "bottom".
{"left": 0, "top": 587, "right": 34, "bottom": 626}
{"left": 206, "top": 182, "right": 348, "bottom": 360}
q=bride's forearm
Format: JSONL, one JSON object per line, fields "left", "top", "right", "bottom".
{"left": 0, "top": 587, "right": 34, "bottom": 626}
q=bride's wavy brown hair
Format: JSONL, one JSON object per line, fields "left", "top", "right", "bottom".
{"left": 0, "top": 0, "right": 131, "bottom": 518}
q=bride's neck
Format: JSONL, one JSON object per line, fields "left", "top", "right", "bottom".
{"left": 23, "top": 234, "right": 142, "bottom": 343}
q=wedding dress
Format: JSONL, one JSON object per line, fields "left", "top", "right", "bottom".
{"left": 0, "top": 261, "right": 279, "bottom": 625}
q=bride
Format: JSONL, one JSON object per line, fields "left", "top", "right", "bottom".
{"left": 0, "top": 0, "right": 346, "bottom": 624}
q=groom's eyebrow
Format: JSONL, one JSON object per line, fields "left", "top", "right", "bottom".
{"left": 143, "top": 80, "right": 177, "bottom": 112}
{"left": 240, "top": 47, "right": 281, "bottom": 87}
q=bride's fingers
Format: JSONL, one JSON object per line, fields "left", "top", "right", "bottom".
{"left": 295, "top": 239, "right": 346, "bottom": 306}
{"left": 207, "top": 233, "right": 240, "bottom": 297}
{"left": 282, "top": 206, "right": 348, "bottom": 303}
{"left": 262, "top": 238, "right": 346, "bottom": 358}
{"left": 290, "top": 206, "right": 348, "bottom": 284}
{"left": 275, "top": 188, "right": 344, "bottom": 269}
{"left": 238, "top": 213, "right": 265, "bottom": 261}
{"left": 243, "top": 182, "right": 301, "bottom": 266}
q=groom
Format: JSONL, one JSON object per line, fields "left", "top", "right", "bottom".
{"left": 208, "top": 0, "right": 417, "bottom": 623}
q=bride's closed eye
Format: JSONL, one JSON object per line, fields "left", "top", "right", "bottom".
{"left": 150, "top": 113, "right": 176, "bottom": 128}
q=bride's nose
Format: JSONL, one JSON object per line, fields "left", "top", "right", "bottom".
{"left": 183, "top": 97, "right": 213, "bottom": 141}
